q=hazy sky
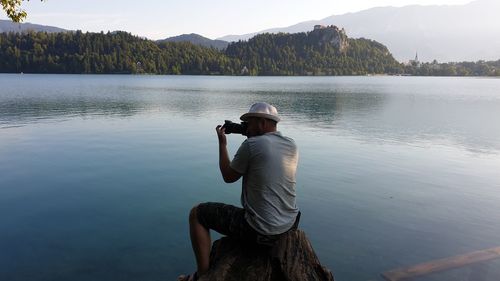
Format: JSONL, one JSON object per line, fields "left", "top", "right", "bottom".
{"left": 2, "top": 0, "right": 473, "bottom": 40}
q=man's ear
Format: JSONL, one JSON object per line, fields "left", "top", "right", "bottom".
{"left": 258, "top": 118, "right": 266, "bottom": 127}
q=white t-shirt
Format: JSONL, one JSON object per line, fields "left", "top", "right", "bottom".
{"left": 230, "top": 131, "right": 299, "bottom": 235}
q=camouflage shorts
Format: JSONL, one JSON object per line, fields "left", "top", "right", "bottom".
{"left": 197, "top": 202, "right": 258, "bottom": 242}
{"left": 196, "top": 202, "right": 300, "bottom": 246}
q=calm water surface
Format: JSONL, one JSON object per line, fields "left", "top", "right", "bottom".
{"left": 1, "top": 74, "right": 500, "bottom": 281}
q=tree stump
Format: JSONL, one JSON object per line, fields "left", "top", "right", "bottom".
{"left": 198, "top": 229, "right": 334, "bottom": 281}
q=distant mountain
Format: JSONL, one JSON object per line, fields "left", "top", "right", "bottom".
{"left": 217, "top": 0, "right": 500, "bottom": 63}
{"left": 0, "top": 19, "right": 67, "bottom": 33}
{"left": 157, "top": 33, "right": 228, "bottom": 50}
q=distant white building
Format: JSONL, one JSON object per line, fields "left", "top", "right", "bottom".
{"left": 241, "top": 66, "right": 249, "bottom": 75}
{"left": 409, "top": 52, "right": 421, "bottom": 67}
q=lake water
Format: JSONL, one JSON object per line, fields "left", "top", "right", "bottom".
{"left": 1, "top": 74, "right": 499, "bottom": 281}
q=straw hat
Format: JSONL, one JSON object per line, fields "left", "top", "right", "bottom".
{"left": 240, "top": 102, "right": 280, "bottom": 123}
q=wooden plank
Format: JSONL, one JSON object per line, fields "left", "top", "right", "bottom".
{"left": 381, "top": 246, "right": 500, "bottom": 281}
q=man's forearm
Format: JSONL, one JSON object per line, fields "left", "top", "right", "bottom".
{"left": 219, "top": 143, "right": 231, "bottom": 175}
{"left": 216, "top": 125, "right": 241, "bottom": 183}
{"left": 218, "top": 144, "right": 241, "bottom": 183}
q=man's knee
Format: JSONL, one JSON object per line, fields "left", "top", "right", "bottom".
{"left": 189, "top": 204, "right": 200, "bottom": 224}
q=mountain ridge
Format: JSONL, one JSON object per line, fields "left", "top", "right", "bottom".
{"left": 0, "top": 19, "right": 66, "bottom": 33}
{"left": 157, "top": 33, "right": 228, "bottom": 50}
{"left": 217, "top": 0, "right": 500, "bottom": 62}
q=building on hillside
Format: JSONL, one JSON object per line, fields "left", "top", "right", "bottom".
{"left": 240, "top": 66, "right": 249, "bottom": 75}
{"left": 409, "top": 52, "right": 421, "bottom": 67}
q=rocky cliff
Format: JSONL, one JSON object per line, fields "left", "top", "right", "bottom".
{"left": 310, "top": 25, "right": 349, "bottom": 52}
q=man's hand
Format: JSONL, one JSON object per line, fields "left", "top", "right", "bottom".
{"left": 216, "top": 125, "right": 227, "bottom": 146}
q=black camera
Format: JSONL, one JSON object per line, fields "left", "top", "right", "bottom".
{"left": 222, "top": 120, "right": 248, "bottom": 135}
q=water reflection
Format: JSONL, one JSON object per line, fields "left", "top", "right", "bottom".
{"left": 1, "top": 75, "right": 499, "bottom": 156}
{"left": 0, "top": 99, "right": 141, "bottom": 125}
{"left": 279, "top": 90, "right": 385, "bottom": 126}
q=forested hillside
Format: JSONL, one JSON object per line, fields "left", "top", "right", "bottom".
{"left": 225, "top": 30, "right": 402, "bottom": 75}
{"left": 1, "top": 28, "right": 498, "bottom": 76}
{"left": 0, "top": 27, "right": 402, "bottom": 75}
{"left": 0, "top": 31, "right": 233, "bottom": 74}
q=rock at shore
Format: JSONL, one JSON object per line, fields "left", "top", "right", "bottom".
{"left": 198, "top": 229, "right": 334, "bottom": 281}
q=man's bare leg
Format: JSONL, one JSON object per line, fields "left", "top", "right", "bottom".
{"left": 189, "top": 205, "right": 211, "bottom": 275}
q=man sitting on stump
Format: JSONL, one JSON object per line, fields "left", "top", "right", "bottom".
{"left": 179, "top": 102, "right": 300, "bottom": 281}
